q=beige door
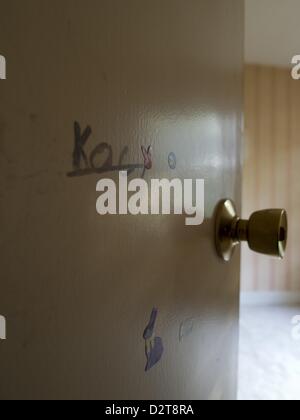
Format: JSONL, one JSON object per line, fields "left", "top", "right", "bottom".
{"left": 0, "top": 0, "right": 244, "bottom": 400}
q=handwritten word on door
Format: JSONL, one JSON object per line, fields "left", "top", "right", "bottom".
{"left": 67, "top": 122, "right": 152, "bottom": 178}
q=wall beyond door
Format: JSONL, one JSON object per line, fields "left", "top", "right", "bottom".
{"left": 242, "top": 64, "right": 300, "bottom": 292}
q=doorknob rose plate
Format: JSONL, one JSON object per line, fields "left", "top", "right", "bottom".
{"left": 215, "top": 199, "right": 288, "bottom": 262}
{"left": 215, "top": 199, "right": 239, "bottom": 262}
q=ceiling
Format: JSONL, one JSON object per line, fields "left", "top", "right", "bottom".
{"left": 245, "top": 0, "right": 300, "bottom": 67}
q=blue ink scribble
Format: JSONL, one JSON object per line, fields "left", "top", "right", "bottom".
{"left": 143, "top": 308, "right": 164, "bottom": 372}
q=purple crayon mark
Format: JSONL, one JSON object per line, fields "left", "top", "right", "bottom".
{"left": 143, "top": 308, "right": 164, "bottom": 372}
{"left": 141, "top": 146, "right": 152, "bottom": 170}
{"left": 145, "top": 337, "right": 164, "bottom": 372}
{"left": 143, "top": 308, "right": 158, "bottom": 340}
{"left": 141, "top": 145, "right": 152, "bottom": 178}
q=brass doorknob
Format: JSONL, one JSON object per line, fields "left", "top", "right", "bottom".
{"left": 215, "top": 199, "right": 288, "bottom": 262}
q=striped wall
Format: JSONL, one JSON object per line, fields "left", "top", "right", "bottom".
{"left": 241, "top": 65, "right": 300, "bottom": 291}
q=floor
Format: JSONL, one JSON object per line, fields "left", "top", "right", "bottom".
{"left": 238, "top": 305, "right": 300, "bottom": 400}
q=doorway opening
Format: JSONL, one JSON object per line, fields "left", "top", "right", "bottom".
{"left": 239, "top": 0, "right": 300, "bottom": 400}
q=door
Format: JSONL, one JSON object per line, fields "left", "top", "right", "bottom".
{"left": 0, "top": 0, "right": 244, "bottom": 400}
